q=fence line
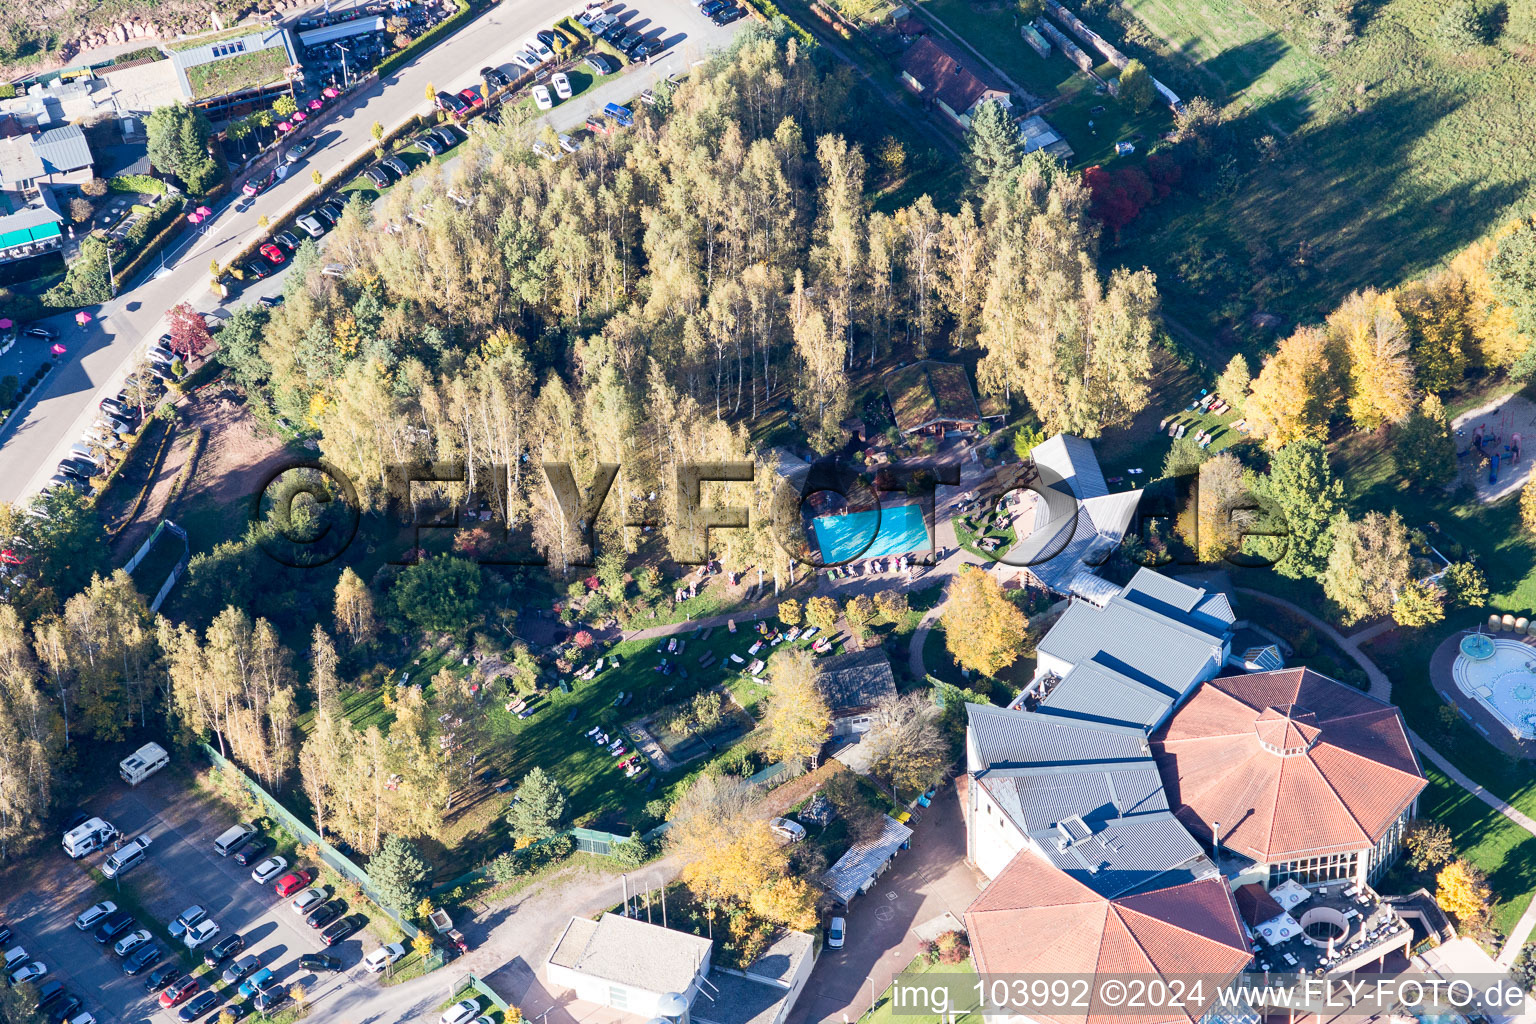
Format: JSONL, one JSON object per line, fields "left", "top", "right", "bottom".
{"left": 448, "top": 973, "right": 510, "bottom": 1012}
{"left": 200, "top": 743, "right": 419, "bottom": 938}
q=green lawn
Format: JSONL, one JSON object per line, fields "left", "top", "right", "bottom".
{"left": 1376, "top": 766, "right": 1536, "bottom": 944}
{"left": 861, "top": 956, "right": 982, "bottom": 1023}
{"left": 1115, "top": 0, "right": 1536, "bottom": 342}
{"left": 1118, "top": 0, "right": 1322, "bottom": 125}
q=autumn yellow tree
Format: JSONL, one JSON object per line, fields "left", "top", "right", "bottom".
{"left": 668, "top": 774, "right": 818, "bottom": 930}
{"left": 1327, "top": 289, "right": 1417, "bottom": 430}
{"left": 843, "top": 594, "right": 876, "bottom": 647}
{"left": 874, "top": 589, "right": 909, "bottom": 623}
{"left": 1450, "top": 225, "right": 1532, "bottom": 368}
{"left": 762, "top": 649, "right": 831, "bottom": 766}
{"left": 778, "top": 599, "right": 803, "bottom": 627}
{"left": 940, "top": 565, "right": 1029, "bottom": 677}
{"left": 1186, "top": 451, "right": 1252, "bottom": 563}
{"left": 1523, "top": 473, "right": 1536, "bottom": 534}
{"left": 1246, "top": 326, "right": 1341, "bottom": 448}
{"left": 1435, "top": 858, "right": 1490, "bottom": 925}
{"left": 334, "top": 567, "right": 376, "bottom": 649}
{"left": 804, "top": 595, "right": 840, "bottom": 634}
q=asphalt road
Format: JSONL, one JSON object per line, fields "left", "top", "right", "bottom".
{"left": 0, "top": 0, "right": 744, "bottom": 506}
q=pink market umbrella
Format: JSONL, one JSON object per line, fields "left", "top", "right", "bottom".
{"left": 196, "top": 206, "right": 212, "bottom": 218}
{"left": 50, "top": 343, "right": 66, "bottom": 356}
{"left": 75, "top": 311, "right": 92, "bottom": 326}
{"left": 308, "top": 99, "right": 323, "bottom": 110}
{"left": 278, "top": 121, "right": 293, "bottom": 132}
{"left": 188, "top": 212, "right": 204, "bottom": 224}
{"left": 292, "top": 111, "right": 307, "bottom": 122}
{"left": 323, "top": 86, "right": 339, "bottom": 98}
{"left": 0, "top": 318, "right": 11, "bottom": 329}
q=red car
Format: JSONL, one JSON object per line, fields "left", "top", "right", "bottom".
{"left": 458, "top": 87, "right": 484, "bottom": 109}
{"left": 273, "top": 869, "right": 314, "bottom": 898}
{"left": 159, "top": 977, "right": 200, "bottom": 1008}
{"left": 242, "top": 168, "right": 277, "bottom": 198}
{"left": 259, "top": 243, "right": 285, "bottom": 265}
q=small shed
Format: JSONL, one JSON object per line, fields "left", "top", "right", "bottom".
{"left": 820, "top": 814, "right": 914, "bottom": 905}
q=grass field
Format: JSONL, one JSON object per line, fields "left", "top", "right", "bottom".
{"left": 1118, "top": 0, "right": 1322, "bottom": 125}
{"left": 1376, "top": 765, "right": 1536, "bottom": 943}
{"left": 1117, "top": 0, "right": 1536, "bottom": 343}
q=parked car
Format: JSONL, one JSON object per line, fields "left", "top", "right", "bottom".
{"left": 250, "top": 856, "right": 288, "bottom": 884}
{"left": 74, "top": 901, "right": 115, "bottom": 931}
{"left": 433, "top": 125, "right": 463, "bottom": 149}
{"left": 202, "top": 933, "right": 242, "bottom": 966}
{"left": 457, "top": 86, "right": 484, "bottom": 109}
{"left": 168, "top": 906, "right": 205, "bottom": 942}
{"left": 414, "top": 133, "right": 446, "bottom": 156}
{"left": 113, "top": 929, "right": 152, "bottom": 958}
{"left": 321, "top": 914, "right": 364, "bottom": 946}
{"left": 382, "top": 155, "right": 410, "bottom": 179}
{"left": 827, "top": 915, "right": 846, "bottom": 949}
{"left": 319, "top": 201, "right": 346, "bottom": 224}
{"left": 441, "top": 999, "right": 481, "bottom": 1024}
{"left": 242, "top": 168, "right": 277, "bottom": 198}
{"left": 297, "top": 953, "right": 342, "bottom": 972}
{"left": 176, "top": 990, "right": 219, "bottom": 1022}
{"left": 770, "top": 817, "right": 806, "bottom": 842}
{"left": 221, "top": 954, "right": 261, "bottom": 986}
{"left": 615, "top": 30, "right": 643, "bottom": 53}
{"left": 158, "top": 978, "right": 199, "bottom": 1009}
{"left": 232, "top": 838, "right": 270, "bottom": 866}
{"left": 712, "top": 5, "right": 745, "bottom": 24}
{"left": 32, "top": 981, "right": 64, "bottom": 1012}
{"left": 291, "top": 887, "right": 326, "bottom": 915}
{"left": 242, "top": 260, "right": 271, "bottom": 281}
{"left": 510, "top": 49, "right": 541, "bottom": 72}
{"left": 285, "top": 138, "right": 317, "bottom": 164}
{"left": 701, "top": 1, "right": 728, "bottom": 16}
{"left": 124, "top": 943, "right": 164, "bottom": 976}
{"left": 362, "top": 943, "right": 406, "bottom": 973}
{"left": 559, "top": 133, "right": 581, "bottom": 153}
{"left": 93, "top": 911, "right": 135, "bottom": 944}
{"left": 23, "top": 325, "right": 58, "bottom": 341}
{"left": 307, "top": 900, "right": 345, "bottom": 930}
{"left": 9, "top": 960, "right": 47, "bottom": 985}
{"left": 551, "top": 72, "right": 572, "bottom": 100}
{"left": 482, "top": 66, "right": 512, "bottom": 89}
{"left": 47, "top": 994, "right": 81, "bottom": 1022}
{"left": 532, "top": 84, "right": 553, "bottom": 110}
{"left": 364, "top": 166, "right": 393, "bottom": 189}
{"left": 630, "top": 40, "right": 658, "bottom": 60}
{"left": 522, "top": 35, "right": 554, "bottom": 62}
{"left": 144, "top": 963, "right": 182, "bottom": 994}
{"left": 254, "top": 988, "right": 287, "bottom": 1013}
{"left": 274, "top": 869, "right": 313, "bottom": 897}
{"left": 436, "top": 90, "right": 469, "bottom": 115}
{"left": 259, "top": 243, "right": 285, "bottom": 265}
{"left": 296, "top": 214, "right": 327, "bottom": 238}
{"left": 184, "top": 920, "right": 222, "bottom": 950}
{"left": 273, "top": 231, "right": 301, "bottom": 253}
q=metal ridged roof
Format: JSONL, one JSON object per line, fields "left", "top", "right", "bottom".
{"left": 819, "top": 815, "right": 914, "bottom": 903}
{"left": 966, "top": 703, "right": 1150, "bottom": 773}
{"left": 31, "top": 124, "right": 93, "bottom": 175}
{"left": 1028, "top": 811, "right": 1214, "bottom": 898}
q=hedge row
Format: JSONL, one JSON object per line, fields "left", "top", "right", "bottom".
{"left": 164, "top": 426, "right": 208, "bottom": 512}
{"left": 109, "top": 174, "right": 168, "bottom": 195}
{"left": 102, "top": 418, "right": 176, "bottom": 534}
{"left": 112, "top": 197, "right": 188, "bottom": 289}
{"left": 376, "top": 0, "right": 474, "bottom": 79}
{"left": 0, "top": 361, "right": 54, "bottom": 426}
{"left": 739, "top": 0, "right": 815, "bottom": 44}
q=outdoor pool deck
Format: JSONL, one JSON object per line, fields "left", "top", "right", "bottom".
{"left": 812, "top": 502, "right": 933, "bottom": 563}
{"left": 1432, "top": 629, "right": 1536, "bottom": 758}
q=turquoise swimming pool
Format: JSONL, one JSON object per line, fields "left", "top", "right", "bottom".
{"left": 812, "top": 504, "right": 931, "bottom": 562}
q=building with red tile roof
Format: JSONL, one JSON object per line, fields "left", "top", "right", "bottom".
{"left": 965, "top": 854, "right": 1251, "bottom": 1024}
{"left": 1151, "top": 668, "right": 1424, "bottom": 889}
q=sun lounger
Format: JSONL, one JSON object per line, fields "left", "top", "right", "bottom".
{"left": 730, "top": 653, "right": 745, "bottom": 664}
{"left": 749, "top": 659, "right": 765, "bottom": 676}
{"left": 700, "top": 626, "right": 714, "bottom": 640}
{"left": 727, "top": 619, "right": 737, "bottom": 633}
{"left": 749, "top": 641, "right": 763, "bottom": 655}
{"left": 802, "top": 627, "right": 818, "bottom": 639}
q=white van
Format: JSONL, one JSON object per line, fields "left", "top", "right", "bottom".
{"left": 120, "top": 742, "right": 169, "bottom": 786}
{"left": 102, "top": 835, "right": 152, "bottom": 879}
{"left": 214, "top": 823, "right": 258, "bottom": 857}
{"left": 62, "top": 817, "right": 118, "bottom": 859}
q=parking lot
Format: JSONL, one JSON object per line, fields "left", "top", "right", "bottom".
{"left": 0, "top": 770, "right": 387, "bottom": 1023}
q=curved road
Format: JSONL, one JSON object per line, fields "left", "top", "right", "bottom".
{"left": 0, "top": 0, "right": 740, "bottom": 504}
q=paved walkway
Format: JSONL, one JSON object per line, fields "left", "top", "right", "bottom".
{"left": 1235, "top": 588, "right": 1536, "bottom": 964}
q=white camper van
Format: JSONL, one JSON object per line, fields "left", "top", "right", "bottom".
{"left": 120, "top": 743, "right": 169, "bottom": 786}
{"left": 62, "top": 817, "right": 118, "bottom": 859}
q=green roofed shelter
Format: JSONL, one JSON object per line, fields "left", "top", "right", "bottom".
{"left": 885, "top": 359, "right": 983, "bottom": 435}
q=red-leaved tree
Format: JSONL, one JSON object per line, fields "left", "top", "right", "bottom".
{"left": 166, "top": 301, "right": 213, "bottom": 361}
